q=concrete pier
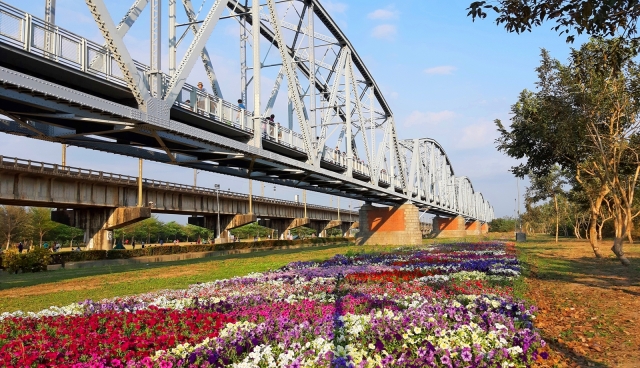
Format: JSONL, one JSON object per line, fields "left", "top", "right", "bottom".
{"left": 355, "top": 203, "right": 422, "bottom": 246}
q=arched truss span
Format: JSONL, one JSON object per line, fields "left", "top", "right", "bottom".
{"left": 399, "top": 138, "right": 494, "bottom": 222}
{"left": 0, "top": 0, "right": 494, "bottom": 222}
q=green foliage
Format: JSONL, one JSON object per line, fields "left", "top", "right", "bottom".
{"left": 489, "top": 217, "right": 518, "bottom": 233}
{"left": 467, "top": 1, "right": 640, "bottom": 45}
{"left": 230, "top": 222, "right": 274, "bottom": 239}
{"left": 0, "top": 206, "right": 30, "bottom": 249}
{"left": 290, "top": 226, "right": 316, "bottom": 238}
{"left": 47, "top": 238, "right": 348, "bottom": 265}
{"left": 325, "top": 228, "right": 343, "bottom": 237}
{"left": 2, "top": 247, "right": 52, "bottom": 274}
{"left": 29, "top": 208, "right": 57, "bottom": 245}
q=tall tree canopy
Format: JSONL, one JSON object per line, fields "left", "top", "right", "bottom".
{"left": 467, "top": 1, "right": 640, "bottom": 44}
{"left": 496, "top": 38, "right": 640, "bottom": 265}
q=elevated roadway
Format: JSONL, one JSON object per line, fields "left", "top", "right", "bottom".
{"left": 0, "top": 156, "right": 357, "bottom": 248}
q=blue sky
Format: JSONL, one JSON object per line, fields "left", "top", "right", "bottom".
{"left": 1, "top": 0, "right": 587, "bottom": 222}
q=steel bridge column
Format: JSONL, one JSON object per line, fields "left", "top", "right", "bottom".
{"left": 308, "top": 1, "right": 316, "bottom": 138}
{"left": 250, "top": 0, "right": 262, "bottom": 148}
{"left": 169, "top": 0, "right": 176, "bottom": 75}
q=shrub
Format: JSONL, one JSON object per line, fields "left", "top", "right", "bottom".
{"left": 2, "top": 248, "right": 52, "bottom": 274}
{"left": 48, "top": 238, "right": 349, "bottom": 265}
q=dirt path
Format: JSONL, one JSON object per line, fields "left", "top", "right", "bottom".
{"left": 521, "top": 238, "right": 640, "bottom": 367}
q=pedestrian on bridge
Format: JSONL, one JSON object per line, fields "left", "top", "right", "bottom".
{"left": 196, "top": 82, "right": 207, "bottom": 111}
{"left": 237, "top": 99, "right": 246, "bottom": 122}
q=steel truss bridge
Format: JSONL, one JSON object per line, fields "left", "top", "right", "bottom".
{"left": 0, "top": 0, "right": 494, "bottom": 222}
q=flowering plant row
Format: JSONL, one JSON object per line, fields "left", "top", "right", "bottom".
{"left": 0, "top": 242, "right": 546, "bottom": 367}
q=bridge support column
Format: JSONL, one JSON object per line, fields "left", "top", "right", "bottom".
{"left": 355, "top": 203, "right": 421, "bottom": 246}
{"left": 52, "top": 207, "right": 151, "bottom": 250}
{"left": 318, "top": 220, "right": 341, "bottom": 237}
{"left": 189, "top": 214, "right": 257, "bottom": 243}
{"left": 481, "top": 222, "right": 489, "bottom": 234}
{"left": 432, "top": 216, "right": 467, "bottom": 238}
{"left": 465, "top": 221, "right": 482, "bottom": 236}
{"left": 344, "top": 222, "right": 359, "bottom": 238}
{"left": 262, "top": 218, "right": 310, "bottom": 239}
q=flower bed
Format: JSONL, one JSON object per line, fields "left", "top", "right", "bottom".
{"left": 0, "top": 242, "right": 546, "bottom": 367}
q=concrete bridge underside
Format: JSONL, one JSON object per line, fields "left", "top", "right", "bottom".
{"left": 0, "top": 157, "right": 357, "bottom": 249}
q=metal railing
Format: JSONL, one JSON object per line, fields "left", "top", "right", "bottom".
{"left": 0, "top": 155, "right": 357, "bottom": 215}
{"left": 0, "top": 1, "right": 373, "bottom": 180}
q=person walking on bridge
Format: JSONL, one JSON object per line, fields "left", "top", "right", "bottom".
{"left": 237, "top": 99, "right": 246, "bottom": 122}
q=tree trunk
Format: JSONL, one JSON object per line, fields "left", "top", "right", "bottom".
{"left": 554, "top": 194, "right": 559, "bottom": 243}
{"left": 588, "top": 211, "right": 604, "bottom": 257}
{"left": 598, "top": 222, "right": 603, "bottom": 240}
{"left": 612, "top": 213, "right": 631, "bottom": 266}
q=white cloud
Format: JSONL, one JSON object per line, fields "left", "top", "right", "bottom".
{"left": 404, "top": 110, "right": 456, "bottom": 127}
{"left": 368, "top": 7, "right": 399, "bottom": 20}
{"left": 371, "top": 24, "right": 397, "bottom": 40}
{"left": 455, "top": 121, "right": 497, "bottom": 149}
{"left": 323, "top": 1, "right": 348, "bottom": 14}
{"left": 424, "top": 66, "right": 457, "bottom": 75}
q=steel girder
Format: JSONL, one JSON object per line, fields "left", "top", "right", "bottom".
{"left": 399, "top": 138, "right": 494, "bottom": 222}
{"left": 0, "top": 0, "right": 494, "bottom": 222}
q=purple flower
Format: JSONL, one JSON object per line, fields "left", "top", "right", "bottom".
{"left": 461, "top": 348, "right": 473, "bottom": 362}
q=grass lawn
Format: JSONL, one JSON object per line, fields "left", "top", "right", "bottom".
{"left": 515, "top": 235, "right": 640, "bottom": 368}
{"left": 0, "top": 242, "right": 395, "bottom": 313}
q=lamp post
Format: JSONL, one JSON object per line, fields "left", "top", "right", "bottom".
{"left": 215, "top": 184, "right": 220, "bottom": 239}
{"left": 194, "top": 169, "right": 200, "bottom": 188}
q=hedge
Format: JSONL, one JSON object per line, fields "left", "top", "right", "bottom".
{"left": 46, "top": 237, "right": 349, "bottom": 266}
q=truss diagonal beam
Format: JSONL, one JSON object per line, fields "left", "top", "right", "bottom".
{"left": 182, "top": 0, "right": 223, "bottom": 98}
{"left": 318, "top": 47, "right": 347, "bottom": 163}
{"left": 89, "top": 0, "right": 149, "bottom": 71}
{"left": 347, "top": 55, "right": 371, "bottom": 171}
{"left": 266, "top": 0, "right": 313, "bottom": 161}
{"left": 264, "top": 67, "right": 285, "bottom": 117}
{"left": 164, "top": 0, "right": 225, "bottom": 106}
{"left": 85, "top": 0, "right": 151, "bottom": 109}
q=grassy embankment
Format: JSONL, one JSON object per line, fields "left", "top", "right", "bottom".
{"left": 0, "top": 243, "right": 394, "bottom": 313}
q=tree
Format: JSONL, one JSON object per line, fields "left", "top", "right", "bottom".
{"left": 290, "top": 226, "right": 316, "bottom": 238}
{"left": 162, "top": 221, "right": 185, "bottom": 241}
{"left": 488, "top": 217, "right": 518, "bottom": 232}
{"left": 48, "top": 223, "right": 84, "bottom": 247}
{"left": 184, "top": 224, "right": 208, "bottom": 242}
{"left": 0, "top": 206, "right": 31, "bottom": 249}
{"left": 526, "top": 166, "right": 567, "bottom": 242}
{"left": 230, "top": 222, "right": 271, "bottom": 240}
{"left": 496, "top": 38, "right": 640, "bottom": 265}
{"left": 467, "top": 1, "right": 640, "bottom": 44}
{"left": 137, "top": 217, "right": 163, "bottom": 243}
{"left": 29, "top": 207, "right": 57, "bottom": 246}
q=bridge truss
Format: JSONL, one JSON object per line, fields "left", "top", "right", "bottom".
{"left": 0, "top": 0, "right": 494, "bottom": 222}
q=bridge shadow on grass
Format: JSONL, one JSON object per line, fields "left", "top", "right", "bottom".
{"left": 0, "top": 243, "right": 353, "bottom": 292}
